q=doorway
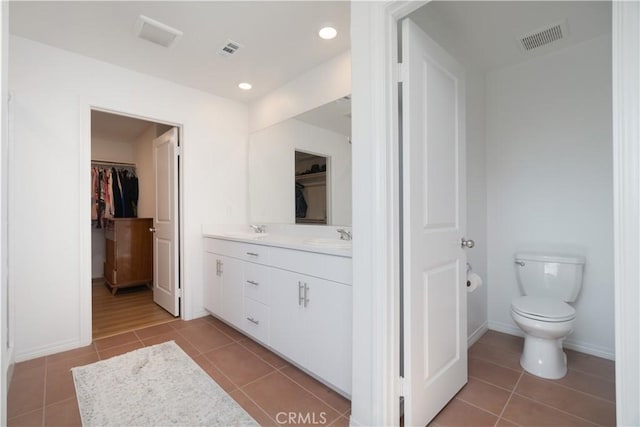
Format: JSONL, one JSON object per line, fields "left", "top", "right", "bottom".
{"left": 90, "top": 110, "right": 180, "bottom": 339}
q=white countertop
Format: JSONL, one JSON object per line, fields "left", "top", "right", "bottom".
{"left": 202, "top": 224, "right": 352, "bottom": 258}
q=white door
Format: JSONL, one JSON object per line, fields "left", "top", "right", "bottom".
{"left": 152, "top": 127, "right": 180, "bottom": 316}
{"left": 402, "top": 18, "right": 468, "bottom": 425}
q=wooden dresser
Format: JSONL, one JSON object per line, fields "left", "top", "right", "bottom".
{"left": 104, "top": 218, "right": 153, "bottom": 294}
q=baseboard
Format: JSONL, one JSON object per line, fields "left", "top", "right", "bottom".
{"left": 488, "top": 320, "right": 615, "bottom": 360}
{"left": 15, "top": 338, "right": 84, "bottom": 363}
{"left": 467, "top": 322, "right": 488, "bottom": 347}
{"left": 190, "top": 309, "right": 210, "bottom": 321}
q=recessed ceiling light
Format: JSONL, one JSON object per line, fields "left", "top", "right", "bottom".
{"left": 318, "top": 27, "right": 337, "bottom": 40}
{"left": 238, "top": 82, "right": 252, "bottom": 90}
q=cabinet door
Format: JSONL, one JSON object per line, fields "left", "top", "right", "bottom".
{"left": 203, "top": 252, "right": 222, "bottom": 317}
{"left": 269, "top": 268, "right": 307, "bottom": 363}
{"left": 301, "top": 276, "right": 352, "bottom": 395}
{"left": 270, "top": 268, "right": 352, "bottom": 395}
{"left": 220, "top": 256, "right": 244, "bottom": 329}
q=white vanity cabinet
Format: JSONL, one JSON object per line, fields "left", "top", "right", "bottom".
{"left": 269, "top": 268, "right": 352, "bottom": 394}
{"left": 202, "top": 235, "right": 352, "bottom": 396}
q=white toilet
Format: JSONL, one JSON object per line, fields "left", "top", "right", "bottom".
{"left": 511, "top": 252, "right": 585, "bottom": 379}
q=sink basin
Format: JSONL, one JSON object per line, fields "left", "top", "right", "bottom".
{"left": 304, "top": 237, "right": 352, "bottom": 249}
{"left": 222, "top": 232, "right": 269, "bottom": 240}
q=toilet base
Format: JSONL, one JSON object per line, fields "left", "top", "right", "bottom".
{"left": 520, "top": 335, "right": 567, "bottom": 379}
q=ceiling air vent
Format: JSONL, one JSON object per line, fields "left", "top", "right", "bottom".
{"left": 519, "top": 20, "right": 569, "bottom": 52}
{"left": 134, "top": 15, "right": 183, "bottom": 48}
{"left": 218, "top": 40, "right": 243, "bottom": 57}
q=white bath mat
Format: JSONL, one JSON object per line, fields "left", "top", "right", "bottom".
{"left": 72, "top": 341, "right": 257, "bottom": 426}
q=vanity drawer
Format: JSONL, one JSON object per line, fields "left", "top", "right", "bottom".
{"left": 243, "top": 263, "right": 270, "bottom": 304}
{"left": 269, "top": 247, "right": 352, "bottom": 284}
{"left": 242, "top": 298, "right": 270, "bottom": 344}
{"left": 203, "top": 238, "right": 270, "bottom": 264}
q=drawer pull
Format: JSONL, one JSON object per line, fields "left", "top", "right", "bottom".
{"left": 304, "top": 283, "right": 310, "bottom": 308}
{"left": 246, "top": 280, "right": 259, "bottom": 286}
{"left": 298, "top": 281, "right": 304, "bottom": 306}
{"left": 246, "top": 317, "right": 260, "bottom": 325}
{"left": 246, "top": 252, "right": 259, "bottom": 257}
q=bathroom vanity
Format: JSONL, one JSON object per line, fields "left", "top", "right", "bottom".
{"left": 202, "top": 228, "right": 352, "bottom": 396}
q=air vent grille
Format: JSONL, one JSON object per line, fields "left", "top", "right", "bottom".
{"left": 218, "top": 40, "right": 242, "bottom": 57}
{"left": 519, "top": 20, "right": 568, "bottom": 52}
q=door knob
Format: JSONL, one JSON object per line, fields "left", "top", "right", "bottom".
{"left": 149, "top": 227, "right": 157, "bottom": 233}
{"left": 461, "top": 238, "right": 475, "bottom": 249}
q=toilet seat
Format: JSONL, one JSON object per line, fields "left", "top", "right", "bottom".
{"left": 511, "top": 296, "right": 576, "bottom": 322}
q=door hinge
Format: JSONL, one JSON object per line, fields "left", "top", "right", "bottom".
{"left": 176, "top": 146, "right": 182, "bottom": 156}
{"left": 177, "top": 288, "right": 182, "bottom": 298}
{"left": 398, "top": 376, "right": 406, "bottom": 397}
{"left": 397, "top": 62, "right": 406, "bottom": 83}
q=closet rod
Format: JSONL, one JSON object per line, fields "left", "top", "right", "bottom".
{"left": 91, "top": 159, "right": 136, "bottom": 167}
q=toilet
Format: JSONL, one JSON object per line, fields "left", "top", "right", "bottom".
{"left": 511, "top": 252, "right": 585, "bottom": 379}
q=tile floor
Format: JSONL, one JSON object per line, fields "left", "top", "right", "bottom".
{"left": 430, "top": 330, "right": 616, "bottom": 427}
{"left": 7, "top": 321, "right": 615, "bottom": 427}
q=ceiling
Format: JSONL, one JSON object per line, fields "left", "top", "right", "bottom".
{"left": 91, "top": 110, "right": 155, "bottom": 142}
{"left": 9, "top": 1, "right": 350, "bottom": 103}
{"left": 409, "top": 1, "right": 611, "bottom": 71}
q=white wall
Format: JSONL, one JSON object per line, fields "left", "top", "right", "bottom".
{"left": 0, "top": 1, "right": 12, "bottom": 424}
{"left": 486, "top": 35, "right": 614, "bottom": 358}
{"left": 9, "top": 35, "right": 248, "bottom": 360}
{"left": 249, "top": 51, "right": 351, "bottom": 132}
{"left": 91, "top": 135, "right": 134, "bottom": 164}
{"left": 249, "top": 119, "right": 352, "bottom": 226}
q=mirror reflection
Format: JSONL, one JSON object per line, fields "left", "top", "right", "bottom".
{"left": 249, "top": 96, "right": 352, "bottom": 226}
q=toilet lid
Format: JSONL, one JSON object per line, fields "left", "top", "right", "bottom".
{"left": 512, "top": 296, "right": 576, "bottom": 321}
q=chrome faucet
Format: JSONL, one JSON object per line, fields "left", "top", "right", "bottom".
{"left": 250, "top": 224, "right": 266, "bottom": 233}
{"left": 337, "top": 229, "right": 352, "bottom": 241}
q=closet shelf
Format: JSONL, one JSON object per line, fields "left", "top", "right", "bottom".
{"left": 295, "top": 171, "right": 326, "bottom": 183}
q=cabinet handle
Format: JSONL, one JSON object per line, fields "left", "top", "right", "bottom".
{"left": 246, "top": 280, "right": 259, "bottom": 286}
{"left": 304, "top": 283, "right": 310, "bottom": 308}
{"left": 298, "top": 281, "right": 304, "bottom": 306}
{"left": 246, "top": 252, "right": 259, "bottom": 257}
{"left": 246, "top": 317, "right": 260, "bottom": 325}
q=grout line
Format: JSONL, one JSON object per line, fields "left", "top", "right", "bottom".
{"left": 455, "top": 395, "right": 503, "bottom": 417}
{"left": 470, "top": 354, "right": 523, "bottom": 374}
{"left": 506, "top": 392, "right": 601, "bottom": 426}
{"left": 233, "top": 388, "right": 281, "bottom": 426}
{"left": 41, "top": 357, "right": 48, "bottom": 427}
{"left": 495, "top": 369, "right": 524, "bottom": 424}
{"left": 279, "top": 366, "right": 350, "bottom": 416}
{"left": 469, "top": 374, "right": 522, "bottom": 393}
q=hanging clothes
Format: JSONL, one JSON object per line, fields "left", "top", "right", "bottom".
{"left": 91, "top": 164, "right": 139, "bottom": 227}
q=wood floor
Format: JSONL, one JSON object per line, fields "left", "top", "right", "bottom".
{"left": 92, "top": 280, "right": 176, "bottom": 339}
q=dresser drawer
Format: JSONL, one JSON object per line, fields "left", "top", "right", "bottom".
{"left": 243, "top": 263, "right": 270, "bottom": 305}
{"left": 242, "top": 298, "right": 269, "bottom": 344}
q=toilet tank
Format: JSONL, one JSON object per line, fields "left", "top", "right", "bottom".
{"left": 515, "top": 253, "right": 586, "bottom": 302}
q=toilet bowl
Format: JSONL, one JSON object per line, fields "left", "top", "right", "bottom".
{"left": 511, "top": 296, "right": 576, "bottom": 379}
{"left": 512, "top": 253, "right": 585, "bottom": 380}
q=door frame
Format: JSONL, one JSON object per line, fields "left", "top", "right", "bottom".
{"left": 79, "top": 102, "right": 184, "bottom": 345}
{"left": 350, "top": 1, "right": 638, "bottom": 425}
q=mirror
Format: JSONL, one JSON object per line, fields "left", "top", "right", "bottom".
{"left": 249, "top": 96, "right": 352, "bottom": 226}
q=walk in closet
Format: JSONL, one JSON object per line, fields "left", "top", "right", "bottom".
{"left": 91, "top": 110, "right": 175, "bottom": 338}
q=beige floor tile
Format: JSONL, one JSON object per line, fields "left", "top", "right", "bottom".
{"left": 178, "top": 323, "right": 235, "bottom": 353}
{"left": 280, "top": 365, "right": 350, "bottom": 415}
{"left": 502, "top": 394, "right": 597, "bottom": 426}
{"left": 7, "top": 408, "right": 43, "bottom": 427}
{"left": 455, "top": 377, "right": 511, "bottom": 415}
{"left": 43, "top": 398, "right": 81, "bottom": 426}
{"left": 93, "top": 331, "right": 140, "bottom": 351}
{"left": 242, "top": 371, "right": 340, "bottom": 426}
{"left": 205, "top": 342, "right": 275, "bottom": 387}
{"left": 469, "top": 358, "right": 522, "bottom": 391}
{"left": 431, "top": 398, "right": 498, "bottom": 427}
{"left": 229, "top": 389, "right": 278, "bottom": 426}
{"left": 515, "top": 373, "right": 616, "bottom": 426}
